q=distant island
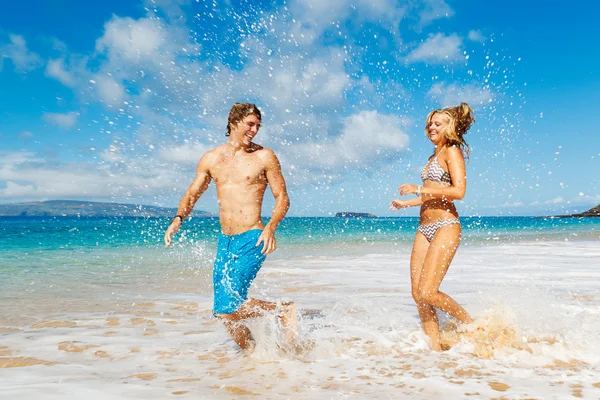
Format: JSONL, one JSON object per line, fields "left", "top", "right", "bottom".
{"left": 552, "top": 204, "right": 600, "bottom": 218}
{"left": 0, "top": 200, "right": 214, "bottom": 218}
{"left": 335, "top": 212, "right": 377, "bottom": 218}
{"left": 540, "top": 204, "right": 600, "bottom": 218}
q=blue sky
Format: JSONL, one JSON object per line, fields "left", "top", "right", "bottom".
{"left": 1, "top": 0, "right": 599, "bottom": 217}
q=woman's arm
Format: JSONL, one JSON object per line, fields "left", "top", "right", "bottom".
{"left": 390, "top": 196, "right": 423, "bottom": 210}
{"left": 400, "top": 147, "right": 466, "bottom": 201}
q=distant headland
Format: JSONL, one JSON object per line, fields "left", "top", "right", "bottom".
{"left": 335, "top": 212, "right": 377, "bottom": 218}
{"left": 0, "top": 200, "right": 214, "bottom": 218}
{"left": 551, "top": 204, "right": 600, "bottom": 218}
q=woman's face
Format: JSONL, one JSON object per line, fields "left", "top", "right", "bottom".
{"left": 426, "top": 113, "right": 449, "bottom": 146}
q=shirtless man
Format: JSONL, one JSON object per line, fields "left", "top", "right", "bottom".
{"left": 164, "top": 103, "right": 296, "bottom": 350}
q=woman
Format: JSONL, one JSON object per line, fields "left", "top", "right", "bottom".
{"left": 390, "top": 103, "right": 475, "bottom": 351}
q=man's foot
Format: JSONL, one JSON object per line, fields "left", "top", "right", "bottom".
{"left": 242, "top": 339, "right": 256, "bottom": 356}
{"left": 281, "top": 337, "right": 316, "bottom": 356}
{"left": 279, "top": 302, "right": 298, "bottom": 345}
{"left": 222, "top": 318, "right": 255, "bottom": 350}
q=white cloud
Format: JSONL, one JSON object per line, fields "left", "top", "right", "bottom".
{"left": 42, "top": 112, "right": 79, "bottom": 129}
{"left": 468, "top": 30, "right": 486, "bottom": 43}
{"left": 93, "top": 75, "right": 126, "bottom": 106}
{"left": 288, "top": 0, "right": 404, "bottom": 45}
{"left": 418, "top": 0, "right": 455, "bottom": 27}
{"left": 0, "top": 149, "right": 186, "bottom": 200}
{"left": 95, "top": 17, "right": 167, "bottom": 63}
{"left": 502, "top": 201, "right": 525, "bottom": 208}
{"left": 85, "top": 14, "right": 200, "bottom": 112}
{"left": 286, "top": 110, "right": 410, "bottom": 173}
{"left": 142, "top": 0, "right": 191, "bottom": 21}
{"left": 45, "top": 58, "right": 76, "bottom": 87}
{"left": 158, "top": 142, "right": 211, "bottom": 165}
{"left": 2, "top": 182, "right": 36, "bottom": 198}
{"left": 252, "top": 49, "right": 351, "bottom": 113}
{"left": 0, "top": 34, "right": 43, "bottom": 72}
{"left": 565, "top": 193, "right": 600, "bottom": 205}
{"left": 355, "top": 0, "right": 403, "bottom": 20}
{"left": 427, "top": 82, "right": 494, "bottom": 107}
{"left": 406, "top": 33, "right": 463, "bottom": 64}
{"left": 337, "top": 110, "right": 410, "bottom": 157}
{"left": 18, "top": 131, "right": 34, "bottom": 141}
{"left": 0, "top": 151, "right": 41, "bottom": 164}
{"left": 49, "top": 37, "right": 68, "bottom": 52}
{"left": 545, "top": 196, "right": 565, "bottom": 205}
{"left": 524, "top": 194, "right": 598, "bottom": 211}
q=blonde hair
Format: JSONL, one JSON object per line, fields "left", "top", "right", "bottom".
{"left": 425, "top": 102, "right": 475, "bottom": 158}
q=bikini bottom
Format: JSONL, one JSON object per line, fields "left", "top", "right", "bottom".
{"left": 417, "top": 219, "right": 460, "bottom": 242}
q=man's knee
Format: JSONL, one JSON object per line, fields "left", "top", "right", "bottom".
{"left": 217, "top": 311, "right": 239, "bottom": 324}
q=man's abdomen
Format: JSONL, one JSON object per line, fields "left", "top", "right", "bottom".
{"left": 217, "top": 185, "right": 267, "bottom": 235}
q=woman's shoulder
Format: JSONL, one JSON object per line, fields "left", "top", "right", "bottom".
{"left": 444, "top": 145, "right": 464, "bottom": 162}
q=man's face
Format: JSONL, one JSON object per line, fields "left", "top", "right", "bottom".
{"left": 231, "top": 114, "right": 261, "bottom": 145}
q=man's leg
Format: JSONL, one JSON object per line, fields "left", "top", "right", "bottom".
{"left": 239, "top": 298, "right": 298, "bottom": 344}
{"left": 218, "top": 298, "right": 298, "bottom": 348}
{"left": 222, "top": 320, "right": 253, "bottom": 350}
{"left": 219, "top": 316, "right": 255, "bottom": 350}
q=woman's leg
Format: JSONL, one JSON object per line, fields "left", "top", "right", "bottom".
{"left": 410, "top": 232, "right": 442, "bottom": 351}
{"left": 418, "top": 223, "right": 473, "bottom": 327}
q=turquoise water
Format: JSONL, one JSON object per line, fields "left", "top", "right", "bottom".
{"left": 1, "top": 216, "right": 599, "bottom": 252}
{"left": 2, "top": 216, "right": 600, "bottom": 398}
{"left": 1, "top": 216, "right": 598, "bottom": 286}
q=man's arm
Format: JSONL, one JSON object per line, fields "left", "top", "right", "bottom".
{"left": 164, "top": 154, "right": 212, "bottom": 247}
{"left": 256, "top": 149, "right": 290, "bottom": 254}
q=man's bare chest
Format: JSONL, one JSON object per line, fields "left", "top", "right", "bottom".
{"left": 210, "top": 157, "right": 266, "bottom": 185}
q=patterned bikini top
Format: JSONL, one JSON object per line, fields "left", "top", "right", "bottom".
{"left": 421, "top": 155, "right": 452, "bottom": 185}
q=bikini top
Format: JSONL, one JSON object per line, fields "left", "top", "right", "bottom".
{"left": 421, "top": 155, "right": 452, "bottom": 185}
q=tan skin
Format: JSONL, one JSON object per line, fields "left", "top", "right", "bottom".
{"left": 390, "top": 112, "right": 473, "bottom": 351}
{"left": 164, "top": 114, "right": 296, "bottom": 350}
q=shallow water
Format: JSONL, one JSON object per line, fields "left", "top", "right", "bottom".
{"left": 1, "top": 217, "right": 600, "bottom": 398}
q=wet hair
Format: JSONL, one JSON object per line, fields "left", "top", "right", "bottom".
{"left": 425, "top": 102, "right": 475, "bottom": 158}
{"left": 226, "top": 103, "right": 262, "bottom": 136}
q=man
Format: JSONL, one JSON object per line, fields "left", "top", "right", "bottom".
{"left": 164, "top": 103, "right": 296, "bottom": 350}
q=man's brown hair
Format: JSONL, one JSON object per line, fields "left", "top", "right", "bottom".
{"left": 226, "top": 103, "right": 262, "bottom": 136}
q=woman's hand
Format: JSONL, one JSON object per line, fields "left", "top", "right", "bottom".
{"left": 390, "top": 199, "right": 409, "bottom": 210}
{"left": 398, "top": 184, "right": 418, "bottom": 196}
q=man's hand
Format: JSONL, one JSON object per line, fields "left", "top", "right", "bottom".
{"left": 164, "top": 220, "right": 182, "bottom": 247}
{"left": 256, "top": 227, "right": 277, "bottom": 255}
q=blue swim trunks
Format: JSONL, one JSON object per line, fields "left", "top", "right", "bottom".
{"left": 213, "top": 229, "right": 266, "bottom": 316}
